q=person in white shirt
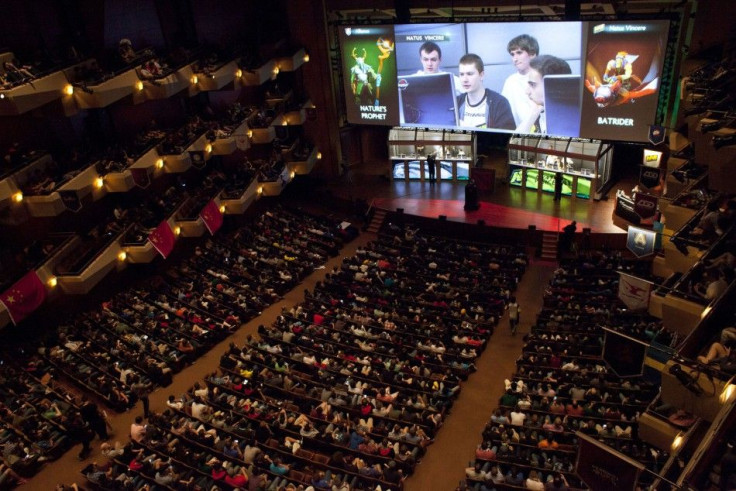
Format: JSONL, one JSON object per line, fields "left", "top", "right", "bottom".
{"left": 501, "top": 34, "right": 539, "bottom": 128}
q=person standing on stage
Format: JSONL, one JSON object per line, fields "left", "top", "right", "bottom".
{"left": 426, "top": 152, "right": 436, "bottom": 184}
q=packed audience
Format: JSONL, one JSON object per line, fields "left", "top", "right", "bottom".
{"left": 463, "top": 251, "right": 668, "bottom": 491}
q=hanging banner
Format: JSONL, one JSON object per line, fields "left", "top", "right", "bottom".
{"left": 58, "top": 190, "right": 82, "bottom": 213}
{"left": 626, "top": 225, "right": 656, "bottom": 258}
{"left": 634, "top": 192, "right": 658, "bottom": 219}
{"left": 648, "top": 125, "right": 666, "bottom": 146}
{"left": 642, "top": 149, "right": 663, "bottom": 168}
{"left": 189, "top": 150, "right": 206, "bottom": 169}
{"left": 617, "top": 271, "right": 653, "bottom": 310}
{"left": 0, "top": 271, "right": 48, "bottom": 325}
{"left": 148, "top": 220, "right": 176, "bottom": 259}
{"left": 639, "top": 166, "right": 662, "bottom": 189}
{"left": 130, "top": 168, "right": 151, "bottom": 189}
{"left": 576, "top": 432, "right": 644, "bottom": 491}
{"left": 200, "top": 200, "right": 224, "bottom": 236}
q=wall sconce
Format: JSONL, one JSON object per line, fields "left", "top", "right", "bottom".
{"left": 273, "top": 66, "right": 280, "bottom": 76}
{"left": 117, "top": 251, "right": 127, "bottom": 262}
{"left": 303, "top": 53, "right": 310, "bottom": 63}
{"left": 0, "top": 93, "right": 5, "bottom": 99}
{"left": 191, "top": 75, "right": 199, "bottom": 84}
{"left": 317, "top": 152, "right": 322, "bottom": 160}
{"left": 258, "top": 187, "right": 263, "bottom": 195}
{"left": 156, "top": 158, "right": 164, "bottom": 169}
{"left": 219, "top": 205, "right": 226, "bottom": 214}
{"left": 671, "top": 433, "right": 684, "bottom": 450}
{"left": 236, "top": 69, "right": 243, "bottom": 78}
{"left": 12, "top": 191, "right": 23, "bottom": 203}
{"left": 282, "top": 120, "right": 288, "bottom": 126}
{"left": 94, "top": 176, "right": 104, "bottom": 188}
{"left": 205, "top": 144, "right": 213, "bottom": 154}
{"left": 135, "top": 80, "right": 144, "bottom": 91}
{"left": 721, "top": 381, "right": 735, "bottom": 404}
{"left": 46, "top": 276, "right": 58, "bottom": 288}
{"left": 247, "top": 129, "right": 253, "bottom": 138}
{"left": 290, "top": 171, "right": 296, "bottom": 179}
{"left": 63, "top": 84, "right": 74, "bottom": 95}
{"left": 174, "top": 226, "right": 181, "bottom": 236}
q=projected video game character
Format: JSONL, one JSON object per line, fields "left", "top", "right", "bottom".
{"left": 516, "top": 55, "right": 572, "bottom": 134}
{"left": 456, "top": 53, "right": 515, "bottom": 130}
{"left": 603, "top": 51, "right": 634, "bottom": 90}
{"left": 416, "top": 41, "right": 462, "bottom": 95}
{"left": 501, "top": 34, "right": 539, "bottom": 127}
{"left": 585, "top": 51, "right": 658, "bottom": 108}
{"left": 375, "top": 38, "right": 395, "bottom": 103}
{"left": 350, "top": 48, "right": 379, "bottom": 106}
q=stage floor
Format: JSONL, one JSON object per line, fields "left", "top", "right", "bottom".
{"left": 321, "top": 168, "right": 634, "bottom": 234}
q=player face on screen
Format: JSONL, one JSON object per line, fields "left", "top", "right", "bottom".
{"left": 420, "top": 49, "right": 441, "bottom": 73}
{"left": 510, "top": 48, "right": 534, "bottom": 75}
{"left": 526, "top": 68, "right": 544, "bottom": 106}
{"left": 458, "top": 62, "right": 484, "bottom": 97}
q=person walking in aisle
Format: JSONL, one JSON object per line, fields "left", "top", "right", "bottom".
{"left": 508, "top": 297, "right": 521, "bottom": 335}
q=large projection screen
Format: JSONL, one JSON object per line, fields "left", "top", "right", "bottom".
{"left": 338, "top": 20, "right": 670, "bottom": 143}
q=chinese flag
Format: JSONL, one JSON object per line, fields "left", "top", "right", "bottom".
{"left": 0, "top": 271, "right": 47, "bottom": 325}
{"left": 200, "top": 200, "right": 224, "bottom": 235}
{"left": 148, "top": 220, "right": 176, "bottom": 259}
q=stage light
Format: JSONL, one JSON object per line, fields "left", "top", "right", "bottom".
{"left": 46, "top": 276, "right": 58, "bottom": 288}
{"left": 117, "top": 251, "right": 127, "bottom": 262}
{"left": 219, "top": 205, "right": 226, "bottom": 214}
{"left": 156, "top": 158, "right": 164, "bottom": 169}
{"left": 236, "top": 69, "right": 243, "bottom": 78}
{"left": 174, "top": 226, "right": 181, "bottom": 236}
{"left": 135, "top": 80, "right": 144, "bottom": 91}
{"left": 63, "top": 84, "right": 74, "bottom": 95}
{"left": 205, "top": 144, "right": 213, "bottom": 154}
{"left": 12, "top": 191, "right": 23, "bottom": 203}
{"left": 94, "top": 176, "right": 104, "bottom": 189}
{"left": 191, "top": 75, "right": 199, "bottom": 84}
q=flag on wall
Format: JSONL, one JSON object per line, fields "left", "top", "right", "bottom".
{"left": 200, "top": 200, "right": 224, "bottom": 235}
{"left": 0, "top": 271, "right": 47, "bottom": 325}
{"left": 618, "top": 271, "right": 653, "bottom": 310}
{"left": 130, "top": 168, "right": 151, "bottom": 189}
{"left": 576, "top": 432, "right": 644, "bottom": 491}
{"left": 148, "top": 220, "right": 176, "bottom": 259}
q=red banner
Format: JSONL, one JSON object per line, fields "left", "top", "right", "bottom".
{"left": 576, "top": 432, "right": 644, "bottom": 491}
{"left": 0, "top": 271, "right": 47, "bottom": 325}
{"left": 148, "top": 221, "right": 176, "bottom": 259}
{"left": 200, "top": 200, "right": 224, "bottom": 235}
{"left": 130, "top": 168, "right": 151, "bottom": 189}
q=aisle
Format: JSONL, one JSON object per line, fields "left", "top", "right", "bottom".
{"left": 403, "top": 261, "right": 555, "bottom": 491}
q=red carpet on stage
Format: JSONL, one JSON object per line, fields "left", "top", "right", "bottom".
{"left": 374, "top": 198, "right": 594, "bottom": 233}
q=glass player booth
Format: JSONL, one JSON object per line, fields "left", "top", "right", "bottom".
{"left": 389, "top": 127, "right": 475, "bottom": 182}
{"left": 507, "top": 135, "right": 613, "bottom": 200}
